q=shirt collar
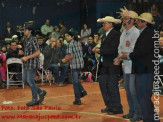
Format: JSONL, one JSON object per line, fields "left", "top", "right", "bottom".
{"left": 139, "top": 27, "right": 147, "bottom": 34}
{"left": 125, "top": 26, "right": 136, "bottom": 35}
{"left": 105, "top": 28, "right": 113, "bottom": 37}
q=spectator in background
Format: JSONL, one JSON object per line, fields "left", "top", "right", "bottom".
{"left": 59, "top": 36, "right": 68, "bottom": 46}
{"left": 45, "top": 32, "right": 52, "bottom": 45}
{"left": 86, "top": 36, "right": 97, "bottom": 67}
{"left": 0, "top": 51, "right": 6, "bottom": 82}
{"left": 2, "top": 21, "right": 16, "bottom": 39}
{"left": 41, "top": 19, "right": 53, "bottom": 36}
{"left": 6, "top": 41, "right": 24, "bottom": 80}
{"left": 43, "top": 37, "right": 64, "bottom": 87}
{"left": 81, "top": 24, "right": 91, "bottom": 45}
{"left": 52, "top": 26, "right": 60, "bottom": 39}
{"left": 1, "top": 47, "right": 7, "bottom": 56}
{"left": 37, "top": 36, "right": 47, "bottom": 53}
{"left": 98, "top": 26, "right": 105, "bottom": 37}
{"left": 59, "top": 21, "right": 67, "bottom": 38}
{"left": 16, "top": 25, "right": 24, "bottom": 40}
{"left": 12, "top": 35, "right": 23, "bottom": 46}
{"left": 92, "top": 33, "right": 101, "bottom": 60}
{"left": 6, "top": 44, "right": 11, "bottom": 52}
{"left": 56, "top": 39, "right": 69, "bottom": 86}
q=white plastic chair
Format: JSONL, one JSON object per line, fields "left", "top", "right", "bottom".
{"left": 6, "top": 58, "right": 24, "bottom": 89}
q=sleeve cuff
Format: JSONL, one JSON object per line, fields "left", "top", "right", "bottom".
{"left": 127, "top": 54, "right": 130, "bottom": 60}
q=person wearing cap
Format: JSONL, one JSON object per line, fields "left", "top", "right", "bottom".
{"left": 94, "top": 16, "right": 123, "bottom": 115}
{"left": 120, "top": 13, "right": 160, "bottom": 122}
{"left": 61, "top": 31, "right": 87, "bottom": 105}
{"left": 21, "top": 22, "right": 47, "bottom": 106}
{"left": 114, "top": 7, "right": 143, "bottom": 121}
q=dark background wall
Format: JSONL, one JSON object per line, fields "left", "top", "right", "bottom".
{"left": 0, "top": 0, "right": 162, "bottom": 37}
{"left": 0, "top": 0, "right": 81, "bottom": 36}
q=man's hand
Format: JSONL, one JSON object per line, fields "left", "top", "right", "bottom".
{"left": 51, "top": 43, "right": 55, "bottom": 48}
{"left": 17, "top": 45, "right": 22, "bottom": 49}
{"left": 21, "top": 57, "right": 28, "bottom": 62}
{"left": 62, "top": 58, "right": 67, "bottom": 63}
{"left": 92, "top": 47, "right": 100, "bottom": 53}
{"left": 19, "top": 50, "right": 24, "bottom": 55}
{"left": 57, "top": 63, "right": 61, "bottom": 67}
{"left": 120, "top": 52, "right": 127, "bottom": 59}
{"left": 113, "top": 57, "right": 121, "bottom": 65}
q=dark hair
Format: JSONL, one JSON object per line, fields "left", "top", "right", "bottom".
{"left": 59, "top": 21, "right": 64, "bottom": 25}
{"left": 94, "top": 33, "right": 100, "bottom": 36}
{"left": 66, "top": 31, "right": 78, "bottom": 41}
{"left": 37, "top": 36, "right": 44, "bottom": 40}
{"left": 88, "top": 35, "right": 93, "bottom": 39}
{"left": 59, "top": 36, "right": 64, "bottom": 40}
{"left": 10, "top": 41, "right": 17, "bottom": 45}
{"left": 46, "top": 32, "right": 52, "bottom": 37}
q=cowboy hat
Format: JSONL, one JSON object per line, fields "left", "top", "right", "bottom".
{"left": 23, "top": 22, "right": 33, "bottom": 30}
{"left": 137, "top": 13, "right": 155, "bottom": 25}
{"left": 117, "top": 6, "right": 138, "bottom": 19}
{"left": 97, "top": 16, "right": 121, "bottom": 24}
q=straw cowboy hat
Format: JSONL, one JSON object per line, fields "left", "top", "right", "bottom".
{"left": 137, "top": 13, "right": 155, "bottom": 25}
{"left": 97, "top": 16, "right": 121, "bottom": 24}
{"left": 117, "top": 6, "right": 138, "bottom": 19}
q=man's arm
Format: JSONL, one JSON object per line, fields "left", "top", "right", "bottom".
{"left": 21, "top": 50, "right": 40, "bottom": 62}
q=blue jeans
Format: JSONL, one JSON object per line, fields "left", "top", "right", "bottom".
{"left": 49, "top": 64, "right": 68, "bottom": 83}
{"left": 123, "top": 74, "right": 142, "bottom": 118}
{"left": 135, "top": 73, "right": 160, "bottom": 122}
{"left": 72, "top": 69, "right": 84, "bottom": 100}
{"left": 23, "top": 69, "right": 42, "bottom": 101}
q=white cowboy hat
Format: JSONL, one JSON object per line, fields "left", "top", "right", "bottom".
{"left": 137, "top": 13, "right": 155, "bottom": 25}
{"left": 97, "top": 16, "right": 121, "bottom": 24}
{"left": 117, "top": 6, "right": 138, "bottom": 19}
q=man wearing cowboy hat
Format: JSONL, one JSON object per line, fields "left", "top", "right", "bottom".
{"left": 95, "top": 16, "right": 123, "bottom": 115}
{"left": 120, "top": 13, "right": 160, "bottom": 122}
{"left": 114, "top": 7, "right": 143, "bottom": 121}
{"left": 21, "top": 22, "right": 47, "bottom": 106}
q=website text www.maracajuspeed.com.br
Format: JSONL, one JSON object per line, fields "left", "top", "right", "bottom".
{"left": 1, "top": 113, "right": 81, "bottom": 121}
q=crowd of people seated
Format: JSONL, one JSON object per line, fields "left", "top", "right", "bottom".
{"left": 0, "top": 19, "right": 105, "bottom": 88}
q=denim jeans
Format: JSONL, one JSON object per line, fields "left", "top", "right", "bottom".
{"left": 71, "top": 69, "right": 84, "bottom": 100}
{"left": 49, "top": 64, "right": 68, "bottom": 83}
{"left": 123, "top": 74, "right": 142, "bottom": 118}
{"left": 23, "top": 69, "right": 42, "bottom": 101}
{"left": 135, "top": 73, "right": 160, "bottom": 122}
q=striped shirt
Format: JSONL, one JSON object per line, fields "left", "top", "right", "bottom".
{"left": 23, "top": 35, "right": 40, "bottom": 69}
{"left": 66, "top": 39, "right": 84, "bottom": 69}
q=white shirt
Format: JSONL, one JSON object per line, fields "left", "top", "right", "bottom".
{"left": 105, "top": 28, "right": 113, "bottom": 37}
{"left": 118, "top": 26, "right": 139, "bottom": 73}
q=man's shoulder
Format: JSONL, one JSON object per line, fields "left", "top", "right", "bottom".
{"left": 111, "top": 29, "right": 120, "bottom": 35}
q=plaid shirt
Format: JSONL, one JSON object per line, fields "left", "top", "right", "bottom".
{"left": 66, "top": 39, "right": 84, "bottom": 69}
{"left": 23, "top": 35, "right": 40, "bottom": 69}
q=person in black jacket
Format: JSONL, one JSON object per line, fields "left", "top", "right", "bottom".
{"left": 120, "top": 13, "right": 160, "bottom": 122}
{"left": 2, "top": 21, "right": 16, "bottom": 39}
{"left": 94, "top": 16, "right": 123, "bottom": 115}
{"left": 6, "top": 41, "right": 24, "bottom": 73}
